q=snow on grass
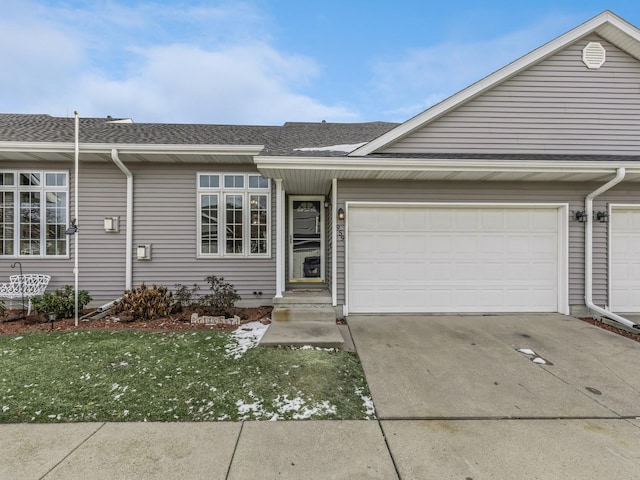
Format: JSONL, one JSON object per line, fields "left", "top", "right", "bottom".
{"left": 224, "top": 321, "right": 269, "bottom": 360}
{"left": 355, "top": 387, "right": 376, "bottom": 419}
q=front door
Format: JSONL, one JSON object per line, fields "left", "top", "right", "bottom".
{"left": 289, "top": 196, "right": 324, "bottom": 282}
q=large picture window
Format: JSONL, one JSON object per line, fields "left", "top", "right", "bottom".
{"left": 197, "top": 173, "right": 270, "bottom": 257}
{"left": 0, "top": 170, "right": 68, "bottom": 257}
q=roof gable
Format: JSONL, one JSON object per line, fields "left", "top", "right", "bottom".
{"left": 350, "top": 10, "right": 640, "bottom": 157}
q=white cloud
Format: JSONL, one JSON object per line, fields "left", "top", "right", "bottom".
{"left": 0, "top": 0, "right": 358, "bottom": 124}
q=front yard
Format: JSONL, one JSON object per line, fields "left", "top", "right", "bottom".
{"left": 0, "top": 323, "right": 374, "bottom": 422}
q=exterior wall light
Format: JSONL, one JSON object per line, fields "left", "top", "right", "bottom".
{"left": 574, "top": 211, "right": 588, "bottom": 223}
{"left": 65, "top": 219, "right": 78, "bottom": 235}
{"left": 595, "top": 211, "right": 609, "bottom": 223}
{"left": 337, "top": 208, "right": 345, "bottom": 221}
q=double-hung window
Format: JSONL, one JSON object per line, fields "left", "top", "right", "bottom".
{"left": 0, "top": 171, "right": 69, "bottom": 257}
{"left": 197, "top": 173, "right": 270, "bottom": 257}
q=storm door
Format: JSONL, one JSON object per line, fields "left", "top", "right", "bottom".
{"left": 289, "top": 196, "right": 324, "bottom": 282}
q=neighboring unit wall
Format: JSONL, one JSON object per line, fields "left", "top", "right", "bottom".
{"left": 1, "top": 160, "right": 276, "bottom": 302}
{"left": 383, "top": 35, "right": 640, "bottom": 155}
{"left": 336, "top": 180, "right": 621, "bottom": 311}
{"left": 0, "top": 161, "right": 128, "bottom": 299}
{"left": 129, "top": 163, "right": 276, "bottom": 301}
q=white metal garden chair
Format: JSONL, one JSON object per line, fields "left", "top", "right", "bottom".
{"left": 0, "top": 274, "right": 51, "bottom": 315}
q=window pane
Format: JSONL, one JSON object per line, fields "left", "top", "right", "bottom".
{"left": 1, "top": 192, "right": 14, "bottom": 255}
{"left": 19, "top": 192, "right": 40, "bottom": 255}
{"left": 249, "top": 175, "right": 269, "bottom": 189}
{"left": 224, "top": 175, "right": 244, "bottom": 189}
{"left": 45, "top": 173, "right": 67, "bottom": 187}
{"left": 250, "top": 194, "right": 268, "bottom": 254}
{"left": 45, "top": 192, "right": 67, "bottom": 255}
{"left": 225, "top": 194, "right": 243, "bottom": 253}
{"left": 200, "top": 194, "right": 218, "bottom": 254}
{"left": 0, "top": 172, "right": 14, "bottom": 186}
{"left": 199, "top": 175, "right": 219, "bottom": 189}
{"left": 20, "top": 172, "right": 41, "bottom": 186}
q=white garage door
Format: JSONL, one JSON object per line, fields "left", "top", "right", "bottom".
{"left": 347, "top": 205, "right": 562, "bottom": 313}
{"left": 610, "top": 207, "right": 640, "bottom": 312}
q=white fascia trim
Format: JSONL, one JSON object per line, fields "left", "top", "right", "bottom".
{"left": 343, "top": 201, "right": 570, "bottom": 316}
{"left": 255, "top": 155, "right": 640, "bottom": 174}
{"left": 349, "top": 11, "right": 640, "bottom": 157}
{"left": 0, "top": 141, "right": 264, "bottom": 156}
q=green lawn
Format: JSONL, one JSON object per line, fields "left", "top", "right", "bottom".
{"left": 0, "top": 326, "right": 374, "bottom": 422}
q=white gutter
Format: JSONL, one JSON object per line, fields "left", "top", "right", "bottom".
{"left": 585, "top": 167, "right": 639, "bottom": 329}
{"left": 111, "top": 149, "right": 133, "bottom": 291}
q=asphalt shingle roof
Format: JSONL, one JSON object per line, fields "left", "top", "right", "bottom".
{"left": 0, "top": 114, "right": 399, "bottom": 157}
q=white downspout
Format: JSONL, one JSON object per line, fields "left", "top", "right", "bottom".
{"left": 585, "top": 167, "right": 639, "bottom": 329}
{"left": 111, "top": 149, "right": 133, "bottom": 291}
{"left": 331, "top": 178, "right": 338, "bottom": 307}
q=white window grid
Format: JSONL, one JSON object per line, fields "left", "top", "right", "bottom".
{"left": 0, "top": 170, "right": 69, "bottom": 258}
{"left": 197, "top": 173, "right": 270, "bottom": 258}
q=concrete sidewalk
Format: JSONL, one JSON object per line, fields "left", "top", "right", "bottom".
{"left": 2, "top": 418, "right": 640, "bottom": 479}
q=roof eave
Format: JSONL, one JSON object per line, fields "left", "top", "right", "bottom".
{"left": 0, "top": 141, "right": 264, "bottom": 156}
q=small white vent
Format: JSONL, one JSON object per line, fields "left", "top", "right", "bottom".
{"left": 582, "top": 42, "right": 606, "bottom": 69}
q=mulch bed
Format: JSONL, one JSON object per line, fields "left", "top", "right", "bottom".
{"left": 579, "top": 316, "right": 640, "bottom": 343}
{"left": 0, "top": 306, "right": 272, "bottom": 336}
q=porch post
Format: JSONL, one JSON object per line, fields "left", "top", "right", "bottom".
{"left": 275, "top": 179, "right": 284, "bottom": 298}
{"left": 331, "top": 178, "right": 338, "bottom": 307}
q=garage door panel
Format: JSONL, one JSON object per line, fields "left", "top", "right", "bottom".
{"left": 611, "top": 208, "right": 640, "bottom": 312}
{"left": 348, "top": 206, "right": 561, "bottom": 313}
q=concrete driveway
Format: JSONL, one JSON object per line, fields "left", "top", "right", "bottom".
{"left": 349, "top": 314, "right": 640, "bottom": 478}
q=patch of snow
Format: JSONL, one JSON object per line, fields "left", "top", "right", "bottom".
{"left": 355, "top": 387, "right": 376, "bottom": 418}
{"left": 533, "top": 357, "right": 547, "bottom": 364}
{"left": 224, "top": 322, "right": 269, "bottom": 360}
{"left": 517, "top": 348, "right": 536, "bottom": 356}
{"left": 294, "top": 142, "right": 367, "bottom": 153}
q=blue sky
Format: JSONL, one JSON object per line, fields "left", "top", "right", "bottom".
{"left": 2, "top": 1, "right": 640, "bottom": 125}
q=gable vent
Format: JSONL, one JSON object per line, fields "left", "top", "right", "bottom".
{"left": 582, "top": 42, "right": 606, "bottom": 69}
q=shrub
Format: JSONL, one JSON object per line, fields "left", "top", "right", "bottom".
{"left": 172, "top": 283, "right": 200, "bottom": 312}
{"left": 113, "top": 283, "right": 172, "bottom": 322}
{"left": 32, "top": 285, "right": 92, "bottom": 319}
{"left": 198, "top": 275, "right": 240, "bottom": 317}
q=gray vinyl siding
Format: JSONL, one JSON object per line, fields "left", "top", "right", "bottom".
{"left": 383, "top": 34, "right": 640, "bottom": 155}
{"left": 0, "top": 161, "right": 127, "bottom": 299}
{"left": 129, "top": 163, "right": 276, "bottom": 300}
{"left": 335, "top": 179, "right": 632, "bottom": 310}
{"left": 1, "top": 160, "right": 276, "bottom": 302}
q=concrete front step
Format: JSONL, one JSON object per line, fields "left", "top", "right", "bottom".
{"left": 271, "top": 306, "right": 336, "bottom": 323}
{"left": 259, "top": 321, "right": 345, "bottom": 349}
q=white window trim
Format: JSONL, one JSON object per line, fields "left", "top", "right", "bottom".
{"left": 197, "top": 173, "right": 270, "bottom": 258}
{"left": 0, "top": 169, "right": 69, "bottom": 259}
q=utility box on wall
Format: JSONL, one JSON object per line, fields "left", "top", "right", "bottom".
{"left": 137, "top": 244, "right": 151, "bottom": 260}
{"left": 104, "top": 216, "right": 119, "bottom": 232}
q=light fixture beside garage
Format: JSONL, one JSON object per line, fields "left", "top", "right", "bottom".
{"left": 595, "top": 211, "right": 609, "bottom": 223}
{"left": 574, "top": 211, "right": 588, "bottom": 222}
{"left": 337, "top": 208, "right": 345, "bottom": 221}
